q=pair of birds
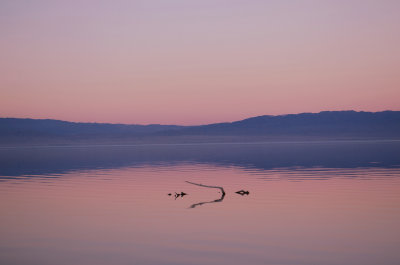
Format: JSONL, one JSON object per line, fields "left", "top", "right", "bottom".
{"left": 168, "top": 192, "right": 187, "bottom": 198}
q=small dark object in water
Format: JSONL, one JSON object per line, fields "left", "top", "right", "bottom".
{"left": 168, "top": 193, "right": 172, "bottom": 196}
{"left": 174, "top": 192, "right": 187, "bottom": 198}
{"left": 235, "top": 190, "right": 250, "bottom": 196}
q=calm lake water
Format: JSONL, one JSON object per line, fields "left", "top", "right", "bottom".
{"left": 1, "top": 141, "right": 400, "bottom": 265}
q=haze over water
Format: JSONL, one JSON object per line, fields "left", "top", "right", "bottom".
{"left": 1, "top": 141, "right": 399, "bottom": 265}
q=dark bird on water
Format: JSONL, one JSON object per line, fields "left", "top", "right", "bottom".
{"left": 235, "top": 190, "right": 250, "bottom": 195}
{"left": 174, "top": 192, "right": 188, "bottom": 198}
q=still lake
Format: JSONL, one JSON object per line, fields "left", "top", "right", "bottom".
{"left": 1, "top": 140, "right": 400, "bottom": 265}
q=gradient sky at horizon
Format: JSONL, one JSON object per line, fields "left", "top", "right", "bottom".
{"left": 1, "top": 0, "right": 399, "bottom": 125}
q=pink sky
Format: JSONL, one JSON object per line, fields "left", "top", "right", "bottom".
{"left": 1, "top": 0, "right": 399, "bottom": 125}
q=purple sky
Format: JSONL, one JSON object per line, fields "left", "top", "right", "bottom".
{"left": 1, "top": 0, "right": 399, "bottom": 125}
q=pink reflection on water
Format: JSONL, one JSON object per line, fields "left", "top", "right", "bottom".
{"left": 0, "top": 165, "right": 400, "bottom": 265}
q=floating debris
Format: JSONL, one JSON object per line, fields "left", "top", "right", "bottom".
{"left": 186, "top": 181, "right": 226, "bottom": 208}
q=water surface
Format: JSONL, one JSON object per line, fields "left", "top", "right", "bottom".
{"left": 1, "top": 141, "right": 400, "bottom": 265}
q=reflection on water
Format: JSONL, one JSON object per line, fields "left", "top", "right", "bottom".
{"left": 185, "top": 181, "right": 226, "bottom": 209}
{"left": 0, "top": 141, "right": 400, "bottom": 265}
{"left": 1, "top": 140, "right": 400, "bottom": 179}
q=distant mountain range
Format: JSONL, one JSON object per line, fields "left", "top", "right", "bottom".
{"left": 0, "top": 118, "right": 183, "bottom": 137}
{"left": 1, "top": 111, "right": 400, "bottom": 144}
{"left": 162, "top": 110, "right": 400, "bottom": 136}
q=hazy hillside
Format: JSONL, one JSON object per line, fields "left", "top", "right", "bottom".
{"left": 0, "top": 118, "right": 184, "bottom": 138}
{"left": 161, "top": 111, "right": 400, "bottom": 137}
{"left": 1, "top": 111, "right": 400, "bottom": 145}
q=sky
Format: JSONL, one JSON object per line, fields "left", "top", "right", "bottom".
{"left": 1, "top": 0, "right": 399, "bottom": 125}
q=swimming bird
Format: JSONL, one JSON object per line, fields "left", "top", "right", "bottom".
{"left": 235, "top": 190, "right": 250, "bottom": 195}
{"left": 174, "top": 192, "right": 187, "bottom": 198}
